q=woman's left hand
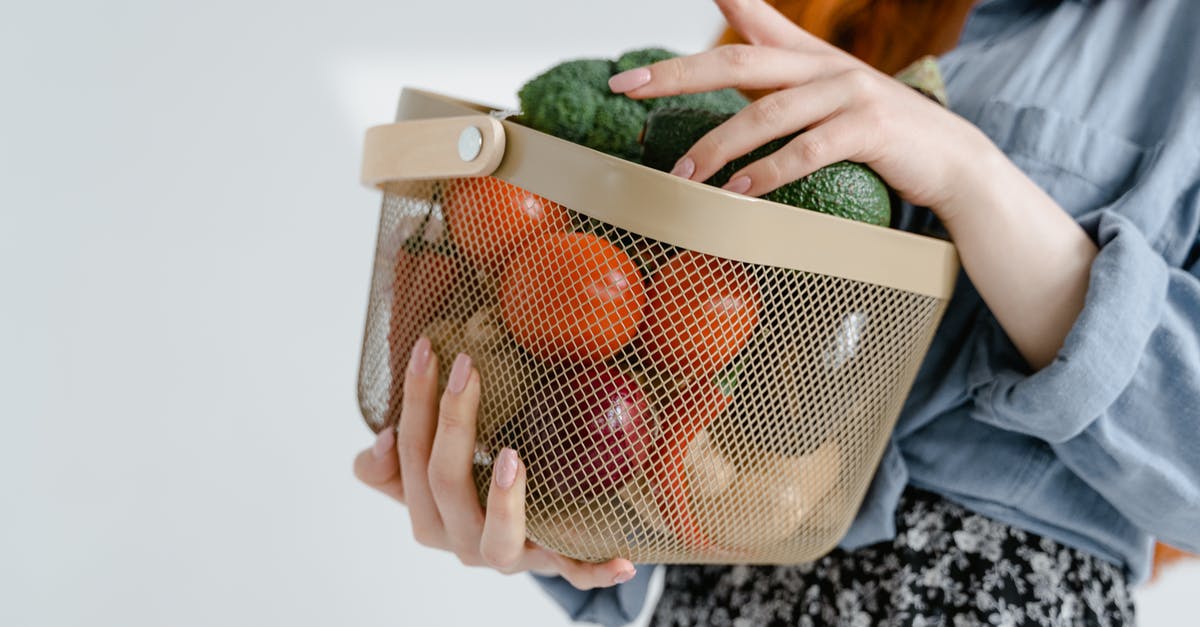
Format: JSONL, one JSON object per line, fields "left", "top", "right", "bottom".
{"left": 610, "top": 0, "right": 1101, "bottom": 371}
{"left": 608, "top": 0, "right": 994, "bottom": 222}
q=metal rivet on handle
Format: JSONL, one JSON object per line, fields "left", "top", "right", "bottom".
{"left": 458, "top": 126, "right": 483, "bottom": 162}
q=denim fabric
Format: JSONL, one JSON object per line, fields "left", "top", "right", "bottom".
{"left": 534, "top": 0, "right": 1200, "bottom": 623}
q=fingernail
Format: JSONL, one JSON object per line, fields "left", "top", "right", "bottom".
{"left": 613, "top": 568, "right": 636, "bottom": 585}
{"left": 608, "top": 67, "right": 651, "bottom": 93}
{"left": 447, "top": 352, "right": 472, "bottom": 394}
{"left": 409, "top": 336, "right": 431, "bottom": 375}
{"left": 495, "top": 448, "right": 518, "bottom": 489}
{"left": 669, "top": 156, "right": 695, "bottom": 179}
{"left": 722, "top": 175, "right": 751, "bottom": 195}
{"left": 372, "top": 427, "right": 395, "bottom": 460}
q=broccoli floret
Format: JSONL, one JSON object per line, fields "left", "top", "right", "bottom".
{"left": 517, "top": 59, "right": 613, "bottom": 144}
{"left": 583, "top": 96, "right": 648, "bottom": 160}
{"left": 517, "top": 48, "right": 749, "bottom": 162}
{"left": 614, "top": 48, "right": 677, "bottom": 73}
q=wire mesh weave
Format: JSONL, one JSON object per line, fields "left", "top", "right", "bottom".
{"left": 358, "top": 176, "right": 944, "bottom": 564}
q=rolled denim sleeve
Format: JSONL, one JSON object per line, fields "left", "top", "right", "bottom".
{"left": 967, "top": 210, "right": 1200, "bottom": 552}
{"left": 530, "top": 565, "right": 657, "bottom": 626}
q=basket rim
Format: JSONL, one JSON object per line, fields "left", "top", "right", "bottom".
{"left": 386, "top": 87, "right": 959, "bottom": 299}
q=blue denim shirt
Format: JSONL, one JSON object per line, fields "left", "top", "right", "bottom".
{"left": 534, "top": 1, "right": 1200, "bottom": 623}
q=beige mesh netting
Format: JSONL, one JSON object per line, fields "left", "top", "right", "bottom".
{"left": 357, "top": 89, "right": 956, "bottom": 565}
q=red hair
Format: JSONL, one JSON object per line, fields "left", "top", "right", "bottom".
{"left": 717, "top": 0, "right": 976, "bottom": 75}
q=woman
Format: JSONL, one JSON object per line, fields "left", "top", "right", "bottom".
{"left": 354, "top": 0, "right": 1200, "bottom": 624}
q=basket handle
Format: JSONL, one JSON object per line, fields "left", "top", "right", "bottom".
{"left": 360, "top": 115, "right": 506, "bottom": 188}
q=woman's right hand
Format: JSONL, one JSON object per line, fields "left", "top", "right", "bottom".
{"left": 353, "top": 336, "right": 638, "bottom": 589}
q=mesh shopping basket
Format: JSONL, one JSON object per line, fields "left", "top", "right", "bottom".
{"left": 357, "top": 88, "right": 959, "bottom": 564}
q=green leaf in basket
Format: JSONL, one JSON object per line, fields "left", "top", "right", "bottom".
{"left": 715, "top": 359, "right": 745, "bottom": 398}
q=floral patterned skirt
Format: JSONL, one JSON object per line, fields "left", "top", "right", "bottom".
{"left": 651, "top": 487, "right": 1135, "bottom": 627}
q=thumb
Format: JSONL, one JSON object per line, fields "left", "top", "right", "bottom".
{"left": 353, "top": 428, "right": 406, "bottom": 503}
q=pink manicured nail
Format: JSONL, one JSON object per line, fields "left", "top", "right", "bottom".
{"left": 609, "top": 68, "right": 652, "bottom": 93}
{"left": 613, "top": 568, "right": 636, "bottom": 585}
{"left": 372, "top": 427, "right": 395, "bottom": 460}
{"left": 670, "top": 156, "right": 695, "bottom": 179}
{"left": 409, "top": 336, "right": 431, "bottom": 375}
{"left": 494, "top": 448, "right": 518, "bottom": 489}
{"left": 447, "top": 352, "right": 472, "bottom": 394}
{"left": 722, "top": 175, "right": 751, "bottom": 195}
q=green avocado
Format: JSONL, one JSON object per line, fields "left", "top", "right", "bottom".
{"left": 641, "top": 107, "right": 892, "bottom": 227}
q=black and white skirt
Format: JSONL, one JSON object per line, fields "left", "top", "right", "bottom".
{"left": 651, "top": 487, "right": 1135, "bottom": 627}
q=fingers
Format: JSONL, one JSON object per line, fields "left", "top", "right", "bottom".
{"left": 725, "top": 113, "right": 873, "bottom": 197}
{"left": 611, "top": 45, "right": 842, "bottom": 99}
{"left": 611, "top": 1, "right": 875, "bottom": 104}
{"left": 551, "top": 552, "right": 639, "bottom": 591}
{"left": 478, "top": 448, "right": 528, "bottom": 573}
{"left": 428, "top": 353, "right": 486, "bottom": 556}
{"left": 353, "top": 427, "right": 405, "bottom": 503}
{"left": 376, "top": 341, "right": 643, "bottom": 588}
{"left": 520, "top": 543, "right": 634, "bottom": 590}
{"left": 396, "top": 336, "right": 447, "bottom": 547}
{"left": 713, "top": 0, "right": 831, "bottom": 52}
{"left": 474, "top": 451, "right": 635, "bottom": 588}
{"left": 680, "top": 80, "right": 849, "bottom": 184}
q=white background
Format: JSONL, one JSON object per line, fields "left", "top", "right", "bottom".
{"left": 1, "top": 1, "right": 1194, "bottom": 625}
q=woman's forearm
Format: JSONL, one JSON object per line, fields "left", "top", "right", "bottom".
{"left": 941, "top": 141, "right": 1099, "bottom": 371}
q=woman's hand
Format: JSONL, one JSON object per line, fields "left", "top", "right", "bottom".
{"left": 610, "top": 0, "right": 1099, "bottom": 371}
{"left": 353, "top": 337, "right": 638, "bottom": 589}
{"left": 609, "top": 0, "right": 993, "bottom": 220}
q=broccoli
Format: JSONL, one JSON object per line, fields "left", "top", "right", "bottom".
{"left": 517, "top": 48, "right": 749, "bottom": 162}
{"left": 517, "top": 59, "right": 612, "bottom": 145}
{"left": 614, "top": 47, "right": 676, "bottom": 73}
{"left": 583, "top": 95, "right": 647, "bottom": 159}
{"left": 616, "top": 48, "right": 749, "bottom": 114}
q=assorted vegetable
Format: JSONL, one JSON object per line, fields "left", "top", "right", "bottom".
{"left": 683, "top": 431, "right": 735, "bottom": 502}
{"left": 421, "top": 307, "right": 536, "bottom": 442}
{"left": 693, "top": 439, "right": 843, "bottom": 551}
{"left": 517, "top": 48, "right": 748, "bottom": 162}
{"left": 387, "top": 225, "right": 459, "bottom": 428}
{"left": 530, "top": 493, "right": 644, "bottom": 559}
{"left": 442, "top": 177, "right": 570, "bottom": 276}
{"left": 641, "top": 107, "right": 893, "bottom": 227}
{"left": 642, "top": 250, "right": 762, "bottom": 380}
{"left": 712, "top": 277, "right": 841, "bottom": 460}
{"left": 503, "top": 364, "right": 652, "bottom": 500}
{"left": 499, "top": 231, "right": 646, "bottom": 364}
{"left": 381, "top": 45, "right": 865, "bottom": 557}
{"left": 644, "top": 376, "right": 733, "bottom": 550}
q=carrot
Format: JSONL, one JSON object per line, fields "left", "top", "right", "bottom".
{"left": 646, "top": 377, "right": 733, "bottom": 551}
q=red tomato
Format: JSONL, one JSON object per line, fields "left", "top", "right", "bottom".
{"left": 442, "top": 177, "right": 571, "bottom": 275}
{"left": 500, "top": 232, "right": 646, "bottom": 364}
{"left": 643, "top": 251, "right": 761, "bottom": 379}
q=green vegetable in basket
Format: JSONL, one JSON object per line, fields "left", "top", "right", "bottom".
{"left": 517, "top": 48, "right": 749, "bottom": 162}
{"left": 613, "top": 49, "right": 754, "bottom": 114}
{"left": 640, "top": 107, "right": 892, "bottom": 226}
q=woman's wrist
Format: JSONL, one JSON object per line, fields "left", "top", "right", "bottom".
{"left": 932, "top": 122, "right": 1012, "bottom": 225}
